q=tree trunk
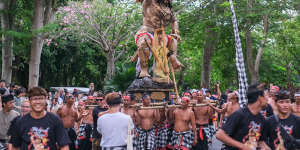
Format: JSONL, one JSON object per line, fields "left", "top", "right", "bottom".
{"left": 0, "top": 0, "right": 16, "bottom": 84}
{"left": 286, "top": 61, "right": 292, "bottom": 90}
{"left": 201, "top": 25, "right": 219, "bottom": 89}
{"left": 105, "top": 50, "right": 115, "bottom": 81}
{"left": 254, "top": 15, "right": 268, "bottom": 76}
{"left": 245, "top": 0, "right": 258, "bottom": 84}
{"left": 245, "top": 25, "right": 258, "bottom": 84}
{"left": 246, "top": 14, "right": 268, "bottom": 84}
{"left": 28, "top": 0, "right": 45, "bottom": 89}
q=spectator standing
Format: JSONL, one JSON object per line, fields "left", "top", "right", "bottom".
{"left": 88, "top": 83, "right": 95, "bottom": 96}
{"left": 0, "top": 80, "right": 9, "bottom": 95}
{"left": 92, "top": 94, "right": 107, "bottom": 150}
{"left": 97, "top": 92, "right": 134, "bottom": 150}
{"left": 10, "top": 87, "right": 70, "bottom": 150}
{"left": 0, "top": 95, "right": 19, "bottom": 148}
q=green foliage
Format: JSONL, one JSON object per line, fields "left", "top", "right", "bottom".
{"left": 39, "top": 32, "right": 107, "bottom": 89}
{"left": 2, "top": 0, "right": 300, "bottom": 92}
{"left": 103, "top": 63, "right": 136, "bottom": 93}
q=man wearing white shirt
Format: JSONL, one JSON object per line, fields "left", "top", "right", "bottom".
{"left": 97, "top": 92, "right": 134, "bottom": 150}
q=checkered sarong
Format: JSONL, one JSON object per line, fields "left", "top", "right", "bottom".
{"left": 101, "top": 146, "right": 127, "bottom": 150}
{"left": 155, "top": 126, "right": 168, "bottom": 148}
{"left": 134, "top": 127, "right": 155, "bottom": 150}
{"left": 196, "top": 125, "right": 213, "bottom": 143}
{"left": 229, "top": 0, "right": 248, "bottom": 108}
{"left": 170, "top": 130, "right": 194, "bottom": 150}
{"left": 166, "top": 123, "right": 174, "bottom": 148}
{"left": 208, "top": 125, "right": 215, "bottom": 141}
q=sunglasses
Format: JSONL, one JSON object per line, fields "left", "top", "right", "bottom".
{"left": 95, "top": 97, "right": 104, "bottom": 101}
{"left": 66, "top": 96, "right": 74, "bottom": 99}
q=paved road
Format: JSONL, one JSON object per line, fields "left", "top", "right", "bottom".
{"left": 209, "top": 135, "right": 223, "bottom": 150}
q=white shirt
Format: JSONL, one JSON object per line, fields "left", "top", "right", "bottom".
{"left": 97, "top": 112, "right": 134, "bottom": 147}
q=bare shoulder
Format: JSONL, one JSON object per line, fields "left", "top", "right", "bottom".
{"left": 57, "top": 105, "right": 64, "bottom": 112}
{"left": 188, "top": 109, "right": 194, "bottom": 115}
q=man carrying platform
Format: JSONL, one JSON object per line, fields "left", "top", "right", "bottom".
{"left": 192, "top": 92, "right": 213, "bottom": 150}
{"left": 169, "top": 96, "right": 197, "bottom": 150}
{"left": 135, "top": 94, "right": 160, "bottom": 150}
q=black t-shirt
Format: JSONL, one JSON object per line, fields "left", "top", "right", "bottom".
{"left": 92, "top": 106, "right": 107, "bottom": 138}
{"left": 222, "top": 107, "right": 265, "bottom": 150}
{"left": 7, "top": 116, "right": 21, "bottom": 137}
{"left": 263, "top": 114, "right": 300, "bottom": 150}
{"left": 260, "top": 104, "right": 273, "bottom": 118}
{"left": 10, "top": 112, "right": 70, "bottom": 150}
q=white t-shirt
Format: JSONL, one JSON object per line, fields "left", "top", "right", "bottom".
{"left": 97, "top": 112, "right": 134, "bottom": 147}
{"left": 57, "top": 97, "right": 64, "bottom": 105}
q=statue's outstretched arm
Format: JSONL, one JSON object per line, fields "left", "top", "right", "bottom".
{"left": 171, "top": 15, "right": 181, "bottom": 42}
{"left": 171, "top": 15, "right": 179, "bottom": 35}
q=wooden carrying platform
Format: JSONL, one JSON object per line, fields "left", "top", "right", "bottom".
{"left": 127, "top": 88, "right": 174, "bottom": 102}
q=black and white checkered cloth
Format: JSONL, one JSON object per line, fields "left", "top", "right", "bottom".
{"left": 170, "top": 130, "right": 194, "bottom": 150}
{"left": 229, "top": 0, "right": 248, "bottom": 108}
{"left": 196, "top": 125, "right": 213, "bottom": 144}
{"left": 101, "top": 146, "right": 127, "bottom": 150}
{"left": 155, "top": 126, "right": 168, "bottom": 148}
{"left": 134, "top": 127, "right": 155, "bottom": 150}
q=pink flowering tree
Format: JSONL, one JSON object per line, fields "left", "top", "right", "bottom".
{"left": 55, "top": 0, "right": 141, "bottom": 80}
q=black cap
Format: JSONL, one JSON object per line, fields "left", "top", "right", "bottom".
{"left": 2, "top": 94, "right": 14, "bottom": 103}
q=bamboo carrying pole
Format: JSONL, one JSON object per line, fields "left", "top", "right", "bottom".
{"left": 134, "top": 103, "right": 217, "bottom": 110}
{"left": 161, "top": 26, "right": 170, "bottom": 76}
{"left": 171, "top": 66, "right": 179, "bottom": 99}
{"left": 85, "top": 102, "right": 217, "bottom": 109}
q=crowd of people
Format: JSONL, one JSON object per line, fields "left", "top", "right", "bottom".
{"left": 0, "top": 80, "right": 299, "bottom": 150}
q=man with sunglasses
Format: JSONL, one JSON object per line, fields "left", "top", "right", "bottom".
{"left": 57, "top": 94, "right": 84, "bottom": 150}
{"left": 263, "top": 90, "right": 300, "bottom": 150}
{"left": 10, "top": 87, "right": 70, "bottom": 150}
{"left": 92, "top": 94, "right": 107, "bottom": 150}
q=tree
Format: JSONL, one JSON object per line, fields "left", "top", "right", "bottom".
{"left": 239, "top": 0, "right": 293, "bottom": 84}
{"left": 56, "top": 0, "right": 141, "bottom": 80}
{"left": 28, "top": 0, "right": 58, "bottom": 88}
{"left": 0, "top": 0, "right": 16, "bottom": 84}
{"left": 201, "top": 23, "right": 219, "bottom": 88}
